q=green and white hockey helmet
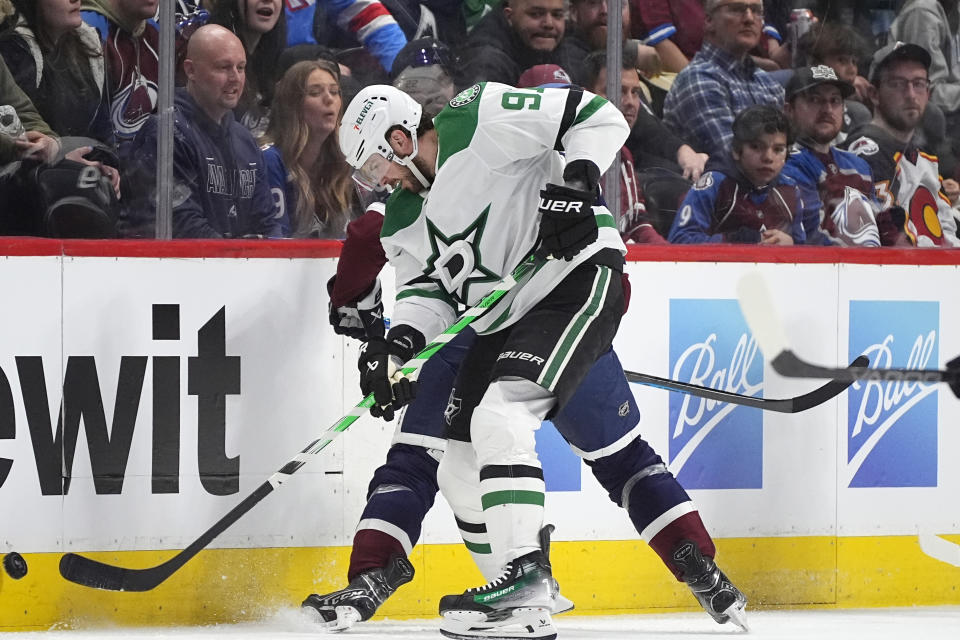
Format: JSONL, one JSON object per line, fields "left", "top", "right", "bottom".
{"left": 339, "top": 85, "right": 423, "bottom": 191}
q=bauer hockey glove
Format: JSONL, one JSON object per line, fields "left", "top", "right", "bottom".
{"left": 537, "top": 183, "right": 597, "bottom": 261}
{"left": 328, "top": 277, "right": 385, "bottom": 340}
{"left": 358, "top": 324, "right": 425, "bottom": 420}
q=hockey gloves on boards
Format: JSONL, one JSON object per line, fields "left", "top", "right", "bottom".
{"left": 358, "top": 324, "right": 425, "bottom": 420}
{"left": 536, "top": 160, "right": 601, "bottom": 261}
{"left": 328, "top": 277, "right": 385, "bottom": 340}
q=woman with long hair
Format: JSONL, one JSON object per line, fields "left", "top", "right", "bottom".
{"left": 262, "top": 59, "right": 357, "bottom": 238}
{"left": 206, "top": 0, "right": 286, "bottom": 134}
{"left": 0, "top": 0, "right": 112, "bottom": 145}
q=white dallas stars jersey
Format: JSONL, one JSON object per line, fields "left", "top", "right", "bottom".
{"left": 381, "top": 82, "right": 629, "bottom": 340}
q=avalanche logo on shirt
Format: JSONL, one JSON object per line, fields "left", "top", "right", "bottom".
{"left": 668, "top": 299, "right": 763, "bottom": 489}
{"left": 847, "top": 301, "right": 938, "bottom": 488}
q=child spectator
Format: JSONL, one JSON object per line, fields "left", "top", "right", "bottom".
{"left": 669, "top": 104, "right": 805, "bottom": 245}
{"left": 261, "top": 59, "right": 357, "bottom": 238}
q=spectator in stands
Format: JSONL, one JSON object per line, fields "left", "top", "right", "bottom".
{"left": 668, "top": 104, "right": 805, "bottom": 245}
{"left": 284, "top": 0, "right": 408, "bottom": 73}
{"left": 81, "top": 0, "right": 162, "bottom": 153}
{"left": 0, "top": 55, "right": 60, "bottom": 232}
{"left": 579, "top": 51, "right": 707, "bottom": 183}
{"left": 781, "top": 65, "right": 879, "bottom": 246}
{"left": 120, "top": 24, "right": 278, "bottom": 239}
{"left": 0, "top": 0, "right": 113, "bottom": 146}
{"left": 631, "top": 0, "right": 704, "bottom": 72}
{"left": 206, "top": 0, "right": 286, "bottom": 136}
{"left": 458, "top": 0, "right": 580, "bottom": 86}
{"left": 663, "top": 0, "right": 785, "bottom": 158}
{"left": 562, "top": 0, "right": 661, "bottom": 81}
{"left": 889, "top": 0, "right": 960, "bottom": 122}
{"left": 843, "top": 41, "right": 959, "bottom": 247}
{"left": 795, "top": 22, "right": 872, "bottom": 139}
{"left": 842, "top": 42, "right": 960, "bottom": 246}
{"left": 261, "top": 59, "right": 357, "bottom": 238}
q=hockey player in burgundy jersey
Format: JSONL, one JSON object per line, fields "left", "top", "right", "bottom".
{"left": 669, "top": 105, "right": 806, "bottom": 245}
{"left": 304, "top": 210, "right": 746, "bottom": 635}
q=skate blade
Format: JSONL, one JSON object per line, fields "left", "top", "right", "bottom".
{"left": 301, "top": 604, "right": 362, "bottom": 632}
{"left": 440, "top": 607, "right": 556, "bottom": 640}
{"left": 722, "top": 602, "right": 750, "bottom": 632}
{"left": 553, "top": 593, "right": 575, "bottom": 615}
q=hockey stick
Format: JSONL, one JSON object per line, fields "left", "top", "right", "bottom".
{"left": 59, "top": 255, "right": 544, "bottom": 592}
{"left": 623, "top": 357, "right": 868, "bottom": 413}
{"left": 737, "top": 272, "right": 960, "bottom": 386}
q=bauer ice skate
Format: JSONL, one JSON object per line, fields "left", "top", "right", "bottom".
{"left": 672, "top": 539, "right": 749, "bottom": 631}
{"left": 438, "top": 549, "right": 558, "bottom": 640}
{"left": 301, "top": 554, "right": 414, "bottom": 631}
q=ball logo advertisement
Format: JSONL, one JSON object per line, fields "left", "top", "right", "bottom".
{"left": 847, "top": 301, "right": 939, "bottom": 488}
{"left": 668, "top": 299, "right": 763, "bottom": 490}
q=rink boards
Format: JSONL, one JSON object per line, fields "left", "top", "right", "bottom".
{"left": 0, "top": 240, "right": 958, "bottom": 630}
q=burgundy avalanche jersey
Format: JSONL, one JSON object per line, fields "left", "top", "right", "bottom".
{"left": 669, "top": 168, "right": 803, "bottom": 243}
{"left": 83, "top": 12, "right": 161, "bottom": 147}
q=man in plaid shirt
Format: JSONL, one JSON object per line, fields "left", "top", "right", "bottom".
{"left": 662, "top": 0, "right": 784, "bottom": 157}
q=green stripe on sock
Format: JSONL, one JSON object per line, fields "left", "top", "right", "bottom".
{"left": 481, "top": 490, "right": 545, "bottom": 510}
{"left": 463, "top": 540, "right": 492, "bottom": 554}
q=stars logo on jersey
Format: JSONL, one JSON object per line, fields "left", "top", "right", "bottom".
{"left": 422, "top": 205, "right": 500, "bottom": 303}
{"left": 450, "top": 84, "right": 481, "bottom": 108}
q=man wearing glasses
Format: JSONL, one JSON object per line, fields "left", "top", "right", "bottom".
{"left": 843, "top": 42, "right": 960, "bottom": 246}
{"left": 662, "top": 0, "right": 784, "bottom": 158}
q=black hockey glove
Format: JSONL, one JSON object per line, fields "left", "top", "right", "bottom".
{"left": 328, "top": 277, "right": 385, "bottom": 340}
{"left": 537, "top": 183, "right": 597, "bottom": 261}
{"left": 357, "top": 324, "right": 425, "bottom": 421}
{"left": 947, "top": 354, "right": 960, "bottom": 399}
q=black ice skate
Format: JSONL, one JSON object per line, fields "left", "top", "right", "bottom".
{"left": 301, "top": 554, "right": 414, "bottom": 631}
{"left": 438, "top": 549, "right": 558, "bottom": 640}
{"left": 672, "top": 540, "right": 749, "bottom": 632}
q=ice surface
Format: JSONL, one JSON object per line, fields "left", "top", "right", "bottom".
{"left": 3, "top": 607, "right": 959, "bottom": 639}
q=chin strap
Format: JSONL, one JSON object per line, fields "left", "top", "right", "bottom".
{"left": 408, "top": 159, "right": 432, "bottom": 190}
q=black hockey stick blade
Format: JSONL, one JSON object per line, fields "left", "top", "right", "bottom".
{"left": 736, "top": 271, "right": 960, "bottom": 386}
{"left": 771, "top": 350, "right": 958, "bottom": 384}
{"left": 60, "top": 481, "right": 274, "bottom": 591}
{"left": 624, "top": 356, "right": 868, "bottom": 413}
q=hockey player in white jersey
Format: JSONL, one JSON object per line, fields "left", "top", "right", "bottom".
{"left": 339, "top": 82, "right": 632, "bottom": 640}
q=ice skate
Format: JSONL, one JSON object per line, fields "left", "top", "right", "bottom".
{"left": 301, "top": 554, "right": 414, "bottom": 631}
{"left": 438, "top": 549, "right": 558, "bottom": 640}
{"left": 672, "top": 540, "right": 749, "bottom": 631}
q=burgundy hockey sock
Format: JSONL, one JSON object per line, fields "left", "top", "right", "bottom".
{"left": 348, "top": 529, "right": 406, "bottom": 581}
{"left": 648, "top": 511, "right": 716, "bottom": 580}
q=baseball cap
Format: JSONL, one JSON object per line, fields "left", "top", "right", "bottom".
{"left": 869, "top": 41, "right": 931, "bottom": 83}
{"left": 785, "top": 65, "right": 854, "bottom": 100}
{"left": 517, "top": 64, "right": 572, "bottom": 88}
